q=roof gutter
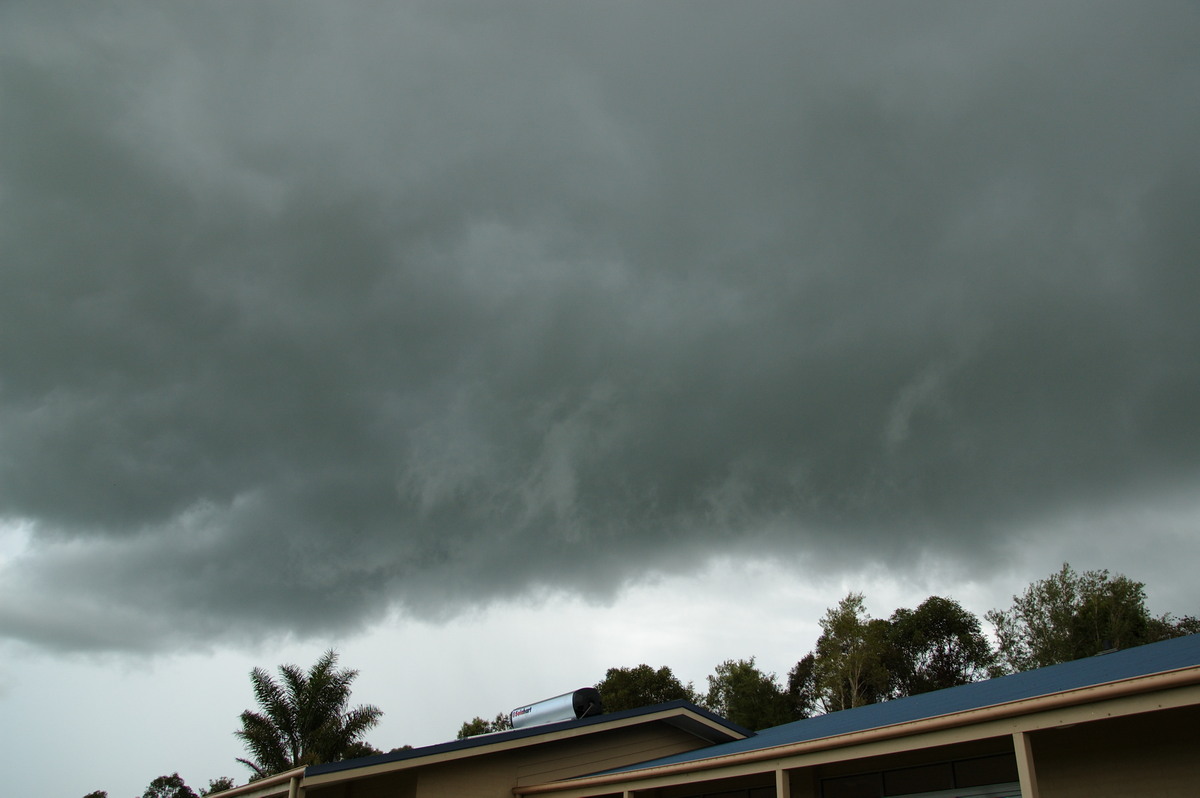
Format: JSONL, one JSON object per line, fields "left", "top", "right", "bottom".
{"left": 514, "top": 663, "right": 1200, "bottom": 796}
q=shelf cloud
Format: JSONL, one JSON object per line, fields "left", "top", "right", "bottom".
{"left": 2, "top": 2, "right": 1198, "bottom": 652}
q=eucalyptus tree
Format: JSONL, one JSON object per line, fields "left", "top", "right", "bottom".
{"left": 987, "top": 564, "right": 1158, "bottom": 672}
{"left": 812, "top": 593, "right": 892, "bottom": 712}
{"left": 235, "top": 649, "right": 382, "bottom": 779}
{"left": 886, "top": 596, "right": 996, "bottom": 695}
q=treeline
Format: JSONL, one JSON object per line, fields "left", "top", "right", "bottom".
{"left": 460, "top": 563, "right": 1198, "bottom": 735}
{"left": 83, "top": 774, "right": 234, "bottom": 798}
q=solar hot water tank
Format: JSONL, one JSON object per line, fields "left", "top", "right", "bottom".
{"left": 509, "top": 688, "right": 603, "bottom": 729}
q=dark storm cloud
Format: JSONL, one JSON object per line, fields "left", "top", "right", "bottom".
{"left": 2, "top": 2, "right": 1198, "bottom": 651}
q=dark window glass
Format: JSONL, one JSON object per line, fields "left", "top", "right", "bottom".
{"left": 821, "top": 772, "right": 882, "bottom": 798}
{"left": 954, "top": 754, "right": 1019, "bottom": 788}
{"left": 883, "top": 763, "right": 954, "bottom": 795}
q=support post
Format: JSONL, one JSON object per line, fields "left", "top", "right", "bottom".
{"left": 1012, "top": 731, "right": 1040, "bottom": 798}
{"left": 776, "top": 767, "right": 791, "bottom": 798}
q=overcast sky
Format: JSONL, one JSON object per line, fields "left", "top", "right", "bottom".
{"left": 2, "top": 3, "right": 1199, "bottom": 796}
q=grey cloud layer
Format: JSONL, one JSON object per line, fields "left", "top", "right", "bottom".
{"left": 2, "top": 3, "right": 1198, "bottom": 650}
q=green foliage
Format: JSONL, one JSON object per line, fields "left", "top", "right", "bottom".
{"left": 886, "top": 596, "right": 996, "bottom": 695}
{"left": 457, "top": 716, "right": 493, "bottom": 739}
{"left": 794, "top": 592, "right": 995, "bottom": 715}
{"left": 341, "top": 741, "right": 384, "bottom": 759}
{"left": 986, "top": 563, "right": 1158, "bottom": 672}
{"left": 456, "top": 712, "right": 513, "bottom": 740}
{"left": 82, "top": 792, "right": 108, "bottom": 798}
{"left": 235, "top": 649, "right": 383, "bottom": 779}
{"left": 141, "top": 773, "right": 197, "bottom": 798}
{"left": 812, "top": 593, "right": 891, "bottom": 712}
{"left": 786, "top": 653, "right": 819, "bottom": 719}
{"left": 199, "top": 778, "right": 235, "bottom": 796}
{"left": 595, "top": 664, "right": 698, "bottom": 712}
{"left": 1159, "top": 614, "right": 1200, "bottom": 637}
{"left": 1146, "top": 612, "right": 1200, "bottom": 642}
{"left": 704, "top": 657, "right": 794, "bottom": 730}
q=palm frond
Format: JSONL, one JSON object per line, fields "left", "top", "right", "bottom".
{"left": 235, "top": 649, "right": 383, "bottom": 775}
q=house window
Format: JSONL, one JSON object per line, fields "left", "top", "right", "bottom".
{"left": 679, "top": 788, "right": 774, "bottom": 798}
{"left": 821, "top": 754, "right": 1019, "bottom": 798}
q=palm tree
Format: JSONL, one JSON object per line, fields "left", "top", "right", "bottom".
{"left": 235, "top": 649, "right": 383, "bottom": 779}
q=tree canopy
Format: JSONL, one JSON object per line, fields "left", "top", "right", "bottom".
{"left": 787, "top": 592, "right": 996, "bottom": 716}
{"left": 456, "top": 712, "right": 513, "bottom": 739}
{"left": 704, "top": 658, "right": 794, "bottom": 730}
{"left": 235, "top": 649, "right": 383, "bottom": 779}
{"left": 141, "top": 773, "right": 197, "bottom": 798}
{"left": 595, "top": 664, "right": 698, "bottom": 712}
{"left": 986, "top": 563, "right": 1172, "bottom": 672}
{"left": 786, "top": 653, "right": 819, "bottom": 720}
{"left": 886, "top": 595, "right": 997, "bottom": 694}
{"left": 810, "top": 593, "right": 891, "bottom": 712}
{"left": 199, "top": 777, "right": 235, "bottom": 796}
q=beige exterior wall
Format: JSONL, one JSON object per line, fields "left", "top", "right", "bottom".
{"left": 306, "top": 722, "right": 711, "bottom": 798}
{"left": 1031, "top": 704, "right": 1200, "bottom": 798}
{"left": 514, "top": 723, "right": 713, "bottom": 787}
{"left": 304, "top": 770, "right": 416, "bottom": 798}
{"left": 420, "top": 723, "right": 705, "bottom": 798}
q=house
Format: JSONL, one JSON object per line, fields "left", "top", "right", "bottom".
{"left": 219, "top": 701, "right": 749, "bottom": 798}
{"left": 219, "top": 633, "right": 1200, "bottom": 798}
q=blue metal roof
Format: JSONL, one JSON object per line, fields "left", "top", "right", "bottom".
{"left": 601, "top": 633, "right": 1200, "bottom": 774}
{"left": 306, "top": 698, "right": 749, "bottom": 777}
